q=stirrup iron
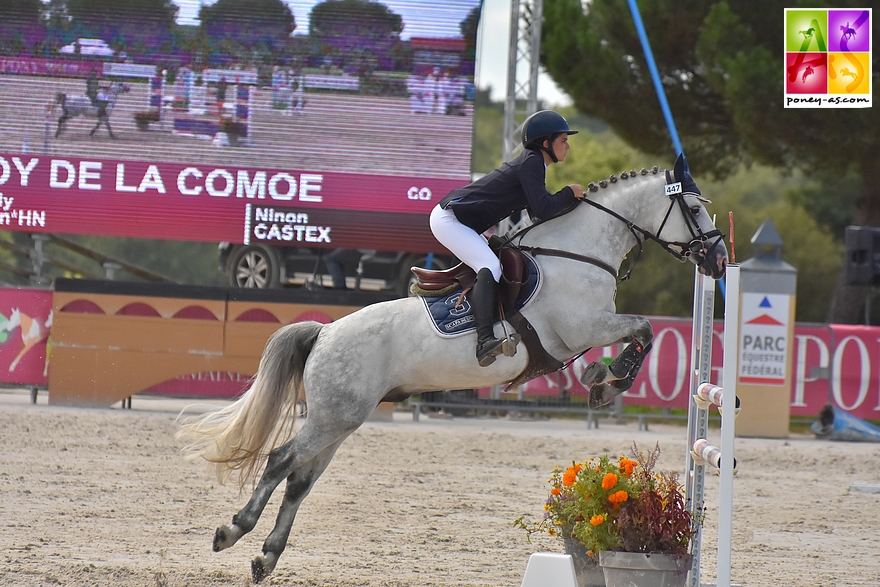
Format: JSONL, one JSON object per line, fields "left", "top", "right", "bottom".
{"left": 499, "top": 320, "right": 521, "bottom": 357}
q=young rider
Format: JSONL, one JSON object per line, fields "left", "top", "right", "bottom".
{"left": 430, "top": 110, "right": 585, "bottom": 367}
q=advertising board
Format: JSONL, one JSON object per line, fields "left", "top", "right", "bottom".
{"left": 0, "top": 0, "right": 480, "bottom": 254}
{"left": 1, "top": 283, "right": 877, "bottom": 421}
{"left": 519, "top": 318, "right": 880, "bottom": 422}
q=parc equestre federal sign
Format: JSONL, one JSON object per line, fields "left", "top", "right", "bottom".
{"left": 0, "top": 152, "right": 465, "bottom": 253}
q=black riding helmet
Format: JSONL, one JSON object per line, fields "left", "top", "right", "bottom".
{"left": 521, "top": 110, "right": 578, "bottom": 163}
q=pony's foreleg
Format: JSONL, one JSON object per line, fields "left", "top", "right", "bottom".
{"left": 250, "top": 439, "right": 345, "bottom": 584}
{"left": 581, "top": 318, "right": 654, "bottom": 409}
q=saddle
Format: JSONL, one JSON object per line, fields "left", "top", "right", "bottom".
{"left": 411, "top": 245, "right": 525, "bottom": 312}
{"left": 410, "top": 242, "right": 563, "bottom": 388}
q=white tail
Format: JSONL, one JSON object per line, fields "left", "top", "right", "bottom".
{"left": 177, "top": 321, "right": 323, "bottom": 489}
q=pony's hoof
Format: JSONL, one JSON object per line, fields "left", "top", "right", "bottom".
{"left": 588, "top": 383, "right": 616, "bottom": 409}
{"left": 212, "top": 524, "right": 240, "bottom": 552}
{"left": 580, "top": 361, "right": 608, "bottom": 387}
{"left": 251, "top": 553, "right": 277, "bottom": 584}
{"left": 251, "top": 557, "right": 267, "bottom": 584}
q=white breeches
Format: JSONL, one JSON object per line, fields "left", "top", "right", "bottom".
{"left": 430, "top": 205, "right": 502, "bottom": 282}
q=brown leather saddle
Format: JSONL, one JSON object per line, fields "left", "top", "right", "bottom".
{"left": 411, "top": 246, "right": 525, "bottom": 312}
{"left": 410, "top": 245, "right": 563, "bottom": 388}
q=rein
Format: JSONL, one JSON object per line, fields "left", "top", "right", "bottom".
{"left": 518, "top": 245, "right": 619, "bottom": 280}
{"left": 509, "top": 172, "right": 724, "bottom": 283}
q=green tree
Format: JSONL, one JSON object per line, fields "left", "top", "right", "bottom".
{"left": 309, "top": 0, "right": 402, "bottom": 71}
{"left": 541, "top": 0, "right": 877, "bottom": 323}
{"left": 460, "top": 6, "right": 480, "bottom": 69}
{"left": 64, "top": 0, "right": 177, "bottom": 53}
{"left": 310, "top": 0, "right": 402, "bottom": 39}
{"left": 0, "top": 0, "right": 44, "bottom": 54}
{"left": 43, "top": 0, "right": 69, "bottom": 47}
{"left": 198, "top": 0, "right": 295, "bottom": 55}
{"left": 539, "top": 125, "right": 840, "bottom": 321}
{"left": 471, "top": 88, "right": 504, "bottom": 173}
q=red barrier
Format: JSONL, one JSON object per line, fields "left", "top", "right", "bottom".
{"left": 1, "top": 285, "right": 877, "bottom": 420}
{"left": 0, "top": 57, "right": 102, "bottom": 78}
{"left": 512, "top": 318, "right": 880, "bottom": 421}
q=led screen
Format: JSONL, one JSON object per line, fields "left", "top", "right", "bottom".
{"left": 0, "top": 0, "right": 480, "bottom": 253}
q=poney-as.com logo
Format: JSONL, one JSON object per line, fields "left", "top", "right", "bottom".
{"left": 784, "top": 8, "right": 871, "bottom": 108}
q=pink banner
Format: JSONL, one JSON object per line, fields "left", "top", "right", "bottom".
{"left": 5, "top": 283, "right": 877, "bottom": 422}
{"left": 0, "top": 57, "right": 102, "bottom": 78}
{"left": 515, "top": 318, "right": 880, "bottom": 422}
{"left": 0, "top": 288, "right": 53, "bottom": 386}
{"left": 0, "top": 152, "right": 464, "bottom": 251}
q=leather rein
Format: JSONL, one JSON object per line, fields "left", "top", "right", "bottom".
{"left": 512, "top": 172, "right": 724, "bottom": 283}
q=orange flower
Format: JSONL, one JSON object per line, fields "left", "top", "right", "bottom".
{"left": 619, "top": 458, "right": 638, "bottom": 477}
{"left": 607, "top": 490, "right": 629, "bottom": 504}
{"left": 551, "top": 487, "right": 561, "bottom": 496}
{"left": 601, "top": 473, "right": 618, "bottom": 490}
{"left": 562, "top": 465, "right": 581, "bottom": 487}
{"left": 590, "top": 514, "right": 605, "bottom": 526}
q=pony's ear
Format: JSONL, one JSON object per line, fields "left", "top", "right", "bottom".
{"left": 673, "top": 153, "right": 689, "bottom": 180}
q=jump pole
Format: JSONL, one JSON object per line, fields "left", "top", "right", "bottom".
{"left": 685, "top": 263, "right": 739, "bottom": 587}
{"left": 717, "top": 263, "right": 739, "bottom": 587}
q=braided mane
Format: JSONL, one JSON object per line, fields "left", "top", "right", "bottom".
{"left": 586, "top": 166, "right": 662, "bottom": 193}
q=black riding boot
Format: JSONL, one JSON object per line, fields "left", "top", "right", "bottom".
{"left": 472, "top": 268, "right": 506, "bottom": 367}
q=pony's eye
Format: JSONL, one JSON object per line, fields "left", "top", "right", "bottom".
{"left": 689, "top": 206, "right": 701, "bottom": 216}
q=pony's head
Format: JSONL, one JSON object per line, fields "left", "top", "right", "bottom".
{"left": 655, "top": 154, "right": 728, "bottom": 279}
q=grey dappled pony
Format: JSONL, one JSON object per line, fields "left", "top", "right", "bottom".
{"left": 54, "top": 81, "right": 130, "bottom": 138}
{"left": 178, "top": 154, "right": 728, "bottom": 583}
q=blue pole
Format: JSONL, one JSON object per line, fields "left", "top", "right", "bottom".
{"left": 627, "top": 0, "right": 730, "bottom": 298}
{"left": 627, "top": 0, "right": 684, "bottom": 160}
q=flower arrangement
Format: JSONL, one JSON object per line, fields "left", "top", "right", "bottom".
{"left": 515, "top": 442, "right": 699, "bottom": 561}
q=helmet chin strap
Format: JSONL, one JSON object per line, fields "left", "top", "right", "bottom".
{"left": 538, "top": 140, "right": 558, "bottom": 163}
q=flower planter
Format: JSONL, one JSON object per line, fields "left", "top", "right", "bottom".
{"left": 563, "top": 537, "right": 606, "bottom": 587}
{"left": 599, "top": 551, "right": 692, "bottom": 587}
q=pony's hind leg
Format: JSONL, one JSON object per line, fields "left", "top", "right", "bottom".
{"left": 250, "top": 439, "right": 346, "bottom": 583}
{"left": 581, "top": 318, "right": 654, "bottom": 409}
{"left": 214, "top": 402, "right": 370, "bottom": 553}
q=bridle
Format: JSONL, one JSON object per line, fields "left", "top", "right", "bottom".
{"left": 513, "top": 171, "right": 725, "bottom": 283}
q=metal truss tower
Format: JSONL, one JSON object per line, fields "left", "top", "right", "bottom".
{"left": 497, "top": 0, "right": 543, "bottom": 238}
{"left": 502, "top": 0, "right": 543, "bottom": 163}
